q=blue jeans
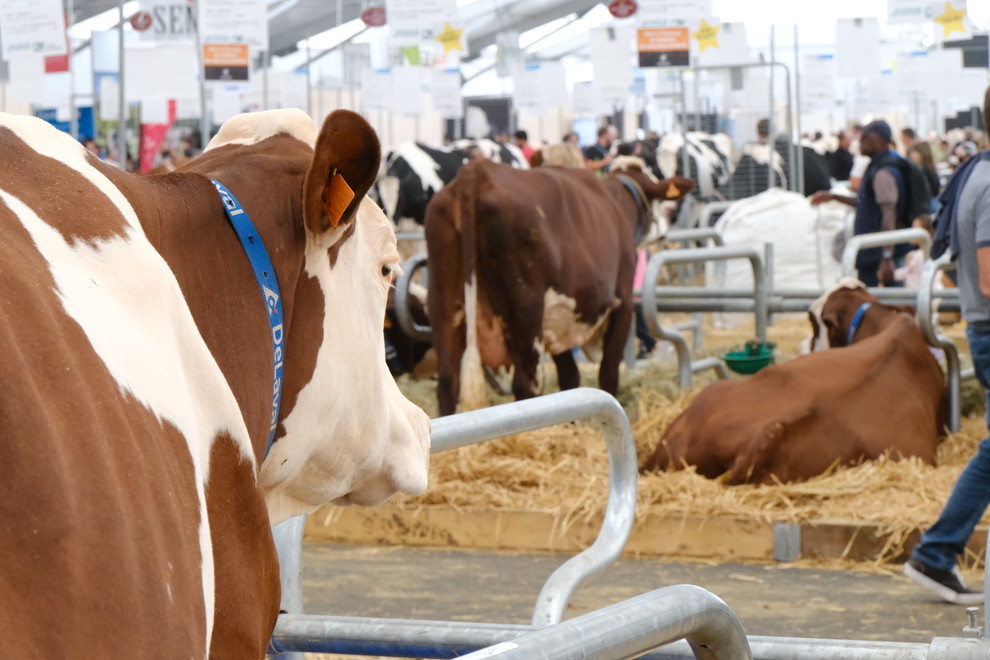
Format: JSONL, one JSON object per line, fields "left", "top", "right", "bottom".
{"left": 912, "top": 325, "right": 990, "bottom": 571}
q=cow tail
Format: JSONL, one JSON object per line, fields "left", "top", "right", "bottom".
{"left": 458, "top": 163, "right": 486, "bottom": 411}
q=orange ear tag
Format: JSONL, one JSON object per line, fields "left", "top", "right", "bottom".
{"left": 324, "top": 171, "right": 355, "bottom": 227}
{"left": 666, "top": 182, "right": 681, "bottom": 199}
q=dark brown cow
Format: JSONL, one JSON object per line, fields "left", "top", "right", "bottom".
{"left": 0, "top": 109, "right": 429, "bottom": 658}
{"left": 424, "top": 157, "right": 693, "bottom": 416}
{"left": 643, "top": 279, "right": 946, "bottom": 484}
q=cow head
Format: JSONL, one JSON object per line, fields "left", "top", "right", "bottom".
{"left": 804, "top": 277, "right": 915, "bottom": 352}
{"left": 609, "top": 157, "right": 695, "bottom": 240}
{"left": 259, "top": 111, "right": 430, "bottom": 522}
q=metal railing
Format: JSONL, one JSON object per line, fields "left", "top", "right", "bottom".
{"left": 840, "top": 228, "right": 932, "bottom": 278}
{"left": 395, "top": 252, "right": 431, "bottom": 342}
{"left": 270, "top": 389, "right": 644, "bottom": 656}
{"left": 641, "top": 246, "right": 765, "bottom": 389}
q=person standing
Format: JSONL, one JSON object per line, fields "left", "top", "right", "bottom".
{"left": 824, "top": 130, "right": 855, "bottom": 181}
{"left": 810, "top": 120, "right": 910, "bottom": 286}
{"left": 584, "top": 125, "right": 618, "bottom": 174}
{"left": 513, "top": 129, "right": 536, "bottom": 163}
{"left": 903, "top": 89, "right": 990, "bottom": 606}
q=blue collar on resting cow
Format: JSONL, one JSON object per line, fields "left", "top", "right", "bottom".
{"left": 211, "top": 179, "right": 284, "bottom": 462}
{"left": 614, "top": 174, "right": 653, "bottom": 245}
{"left": 846, "top": 302, "right": 872, "bottom": 346}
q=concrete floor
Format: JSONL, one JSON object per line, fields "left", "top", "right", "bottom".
{"left": 297, "top": 543, "right": 986, "bottom": 648}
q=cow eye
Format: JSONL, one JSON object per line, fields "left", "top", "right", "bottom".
{"left": 381, "top": 264, "right": 392, "bottom": 278}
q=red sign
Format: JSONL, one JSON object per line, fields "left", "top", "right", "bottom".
{"left": 139, "top": 100, "right": 177, "bottom": 174}
{"left": 361, "top": 6, "right": 386, "bottom": 27}
{"left": 608, "top": 0, "right": 638, "bottom": 19}
{"left": 130, "top": 11, "right": 153, "bottom": 31}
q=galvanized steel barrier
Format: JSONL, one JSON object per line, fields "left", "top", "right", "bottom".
{"left": 840, "top": 227, "right": 932, "bottom": 279}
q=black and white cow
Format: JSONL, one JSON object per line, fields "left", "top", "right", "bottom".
{"left": 376, "top": 139, "right": 529, "bottom": 227}
{"left": 654, "top": 132, "right": 734, "bottom": 200}
{"left": 377, "top": 142, "right": 466, "bottom": 227}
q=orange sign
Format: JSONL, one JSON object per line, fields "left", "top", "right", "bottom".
{"left": 636, "top": 27, "right": 690, "bottom": 67}
{"left": 203, "top": 43, "right": 250, "bottom": 81}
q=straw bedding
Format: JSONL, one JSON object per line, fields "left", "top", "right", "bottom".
{"left": 384, "top": 316, "right": 988, "bottom": 569}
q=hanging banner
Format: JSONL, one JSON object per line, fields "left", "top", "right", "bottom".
{"left": 932, "top": 0, "right": 971, "bottom": 42}
{"left": 133, "top": 2, "right": 198, "bottom": 43}
{"left": 801, "top": 54, "right": 837, "bottom": 110}
{"left": 385, "top": 0, "right": 459, "bottom": 46}
{"left": 203, "top": 43, "right": 250, "bottom": 82}
{"left": 198, "top": 0, "right": 267, "bottom": 51}
{"left": 887, "top": 0, "right": 934, "bottom": 23}
{"left": 0, "top": 0, "right": 67, "bottom": 58}
{"left": 835, "top": 18, "right": 880, "bottom": 78}
{"left": 139, "top": 99, "right": 176, "bottom": 173}
{"left": 430, "top": 69, "right": 462, "bottom": 118}
{"left": 694, "top": 20, "right": 748, "bottom": 66}
{"left": 590, "top": 26, "right": 633, "bottom": 107}
{"left": 637, "top": 0, "right": 711, "bottom": 26}
{"left": 637, "top": 27, "right": 690, "bottom": 67}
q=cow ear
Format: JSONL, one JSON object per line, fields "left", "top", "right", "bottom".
{"left": 303, "top": 109, "right": 381, "bottom": 235}
{"left": 821, "top": 306, "right": 845, "bottom": 347}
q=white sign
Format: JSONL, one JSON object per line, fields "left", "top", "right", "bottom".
{"left": 637, "top": 0, "right": 711, "bottom": 26}
{"left": 694, "top": 20, "right": 749, "bottom": 67}
{"left": 136, "top": 2, "right": 197, "bottom": 42}
{"left": 0, "top": 0, "right": 67, "bottom": 59}
{"left": 7, "top": 54, "right": 44, "bottom": 103}
{"left": 99, "top": 76, "right": 121, "bottom": 120}
{"left": 801, "top": 54, "right": 836, "bottom": 109}
{"left": 430, "top": 69, "right": 462, "bottom": 118}
{"left": 512, "top": 62, "right": 565, "bottom": 115}
{"left": 126, "top": 43, "right": 199, "bottom": 99}
{"left": 385, "top": 0, "right": 459, "bottom": 46}
{"left": 590, "top": 26, "right": 633, "bottom": 106}
{"left": 198, "top": 0, "right": 268, "bottom": 51}
{"left": 888, "top": 0, "right": 934, "bottom": 23}
{"left": 361, "top": 68, "right": 392, "bottom": 112}
{"left": 835, "top": 18, "right": 880, "bottom": 78}
{"left": 212, "top": 86, "right": 244, "bottom": 124}
{"left": 390, "top": 67, "right": 423, "bottom": 117}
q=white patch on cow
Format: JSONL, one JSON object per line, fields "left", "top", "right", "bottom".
{"left": 803, "top": 277, "right": 867, "bottom": 353}
{"left": 261, "top": 196, "right": 430, "bottom": 521}
{"left": 389, "top": 142, "right": 448, "bottom": 195}
{"left": 0, "top": 116, "right": 262, "bottom": 651}
{"left": 205, "top": 108, "right": 318, "bottom": 150}
{"left": 458, "top": 274, "right": 488, "bottom": 411}
{"left": 377, "top": 175, "right": 400, "bottom": 222}
{"left": 657, "top": 133, "right": 683, "bottom": 179}
{"left": 542, "top": 288, "right": 615, "bottom": 362}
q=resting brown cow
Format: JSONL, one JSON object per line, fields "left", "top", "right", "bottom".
{"left": 643, "top": 279, "right": 946, "bottom": 484}
{"left": 425, "top": 158, "right": 693, "bottom": 416}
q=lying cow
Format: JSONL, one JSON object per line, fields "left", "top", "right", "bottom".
{"left": 643, "top": 279, "right": 946, "bottom": 484}
{"left": 0, "top": 109, "right": 430, "bottom": 658}
{"left": 425, "top": 157, "right": 693, "bottom": 415}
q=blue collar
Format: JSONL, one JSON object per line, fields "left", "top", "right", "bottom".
{"left": 846, "top": 302, "right": 872, "bottom": 346}
{"left": 211, "top": 179, "right": 284, "bottom": 461}
{"left": 615, "top": 174, "right": 650, "bottom": 244}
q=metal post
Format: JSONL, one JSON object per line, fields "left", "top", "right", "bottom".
{"left": 305, "top": 38, "right": 312, "bottom": 117}
{"left": 793, "top": 24, "right": 804, "bottom": 195}
{"left": 117, "top": 0, "right": 127, "bottom": 170}
{"left": 768, "top": 25, "right": 775, "bottom": 191}
{"left": 262, "top": 49, "right": 269, "bottom": 110}
{"left": 194, "top": 1, "right": 209, "bottom": 151}
{"left": 67, "top": 0, "right": 77, "bottom": 139}
{"left": 269, "top": 515, "right": 307, "bottom": 660}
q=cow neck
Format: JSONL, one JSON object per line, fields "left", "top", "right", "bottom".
{"left": 846, "top": 302, "right": 872, "bottom": 346}
{"left": 119, "top": 166, "right": 300, "bottom": 466}
{"left": 612, "top": 174, "right": 653, "bottom": 244}
{"left": 210, "top": 179, "right": 284, "bottom": 461}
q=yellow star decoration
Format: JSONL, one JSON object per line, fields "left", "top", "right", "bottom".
{"left": 693, "top": 19, "right": 721, "bottom": 52}
{"left": 934, "top": 2, "right": 967, "bottom": 39}
{"left": 435, "top": 22, "right": 464, "bottom": 54}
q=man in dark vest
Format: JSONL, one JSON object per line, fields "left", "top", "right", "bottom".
{"left": 810, "top": 120, "right": 909, "bottom": 286}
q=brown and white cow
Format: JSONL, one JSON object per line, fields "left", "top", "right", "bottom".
{"left": 643, "top": 279, "right": 946, "bottom": 484}
{"left": 0, "top": 109, "right": 429, "bottom": 658}
{"left": 424, "top": 157, "right": 692, "bottom": 416}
